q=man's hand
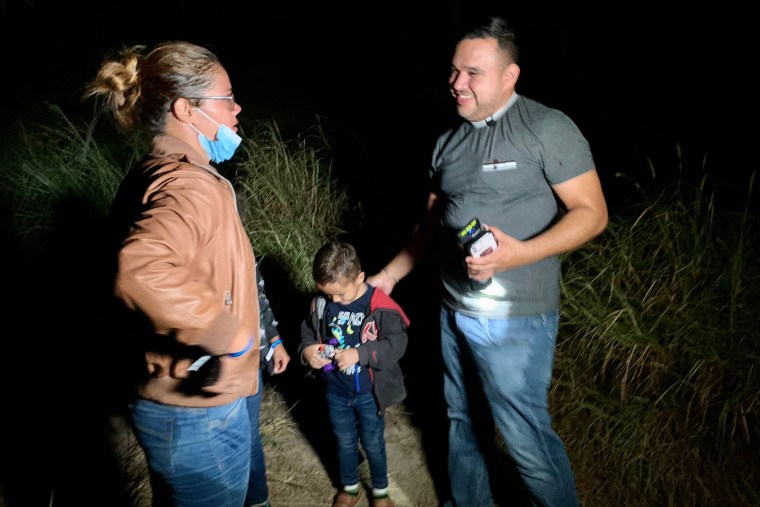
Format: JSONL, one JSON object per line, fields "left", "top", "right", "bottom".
{"left": 367, "top": 272, "right": 396, "bottom": 295}
{"left": 464, "top": 224, "right": 525, "bottom": 281}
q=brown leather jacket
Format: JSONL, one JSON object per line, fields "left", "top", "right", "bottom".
{"left": 111, "top": 135, "right": 260, "bottom": 407}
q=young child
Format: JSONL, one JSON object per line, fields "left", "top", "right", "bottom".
{"left": 299, "top": 241, "right": 410, "bottom": 507}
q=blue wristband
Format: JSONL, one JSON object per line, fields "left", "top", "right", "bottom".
{"left": 270, "top": 338, "right": 282, "bottom": 349}
{"left": 229, "top": 338, "right": 254, "bottom": 358}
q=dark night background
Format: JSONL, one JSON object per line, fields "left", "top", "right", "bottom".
{"left": 1, "top": 1, "right": 757, "bottom": 229}
{"left": 0, "top": 2, "right": 757, "bottom": 506}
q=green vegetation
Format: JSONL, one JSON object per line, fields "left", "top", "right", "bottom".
{"left": 233, "top": 119, "right": 347, "bottom": 292}
{"left": 555, "top": 164, "right": 759, "bottom": 506}
{"left": 0, "top": 106, "right": 346, "bottom": 291}
{"left": 0, "top": 105, "right": 140, "bottom": 245}
{"left": 1, "top": 108, "right": 757, "bottom": 506}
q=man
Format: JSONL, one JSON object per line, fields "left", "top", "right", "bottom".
{"left": 367, "top": 17, "right": 608, "bottom": 507}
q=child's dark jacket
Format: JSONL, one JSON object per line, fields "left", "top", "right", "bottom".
{"left": 299, "top": 287, "right": 410, "bottom": 412}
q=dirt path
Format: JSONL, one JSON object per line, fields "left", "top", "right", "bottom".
{"left": 260, "top": 378, "right": 444, "bottom": 507}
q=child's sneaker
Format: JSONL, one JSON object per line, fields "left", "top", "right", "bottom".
{"left": 332, "top": 490, "right": 363, "bottom": 507}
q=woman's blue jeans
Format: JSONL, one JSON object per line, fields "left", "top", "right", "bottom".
{"left": 440, "top": 306, "right": 578, "bottom": 507}
{"left": 246, "top": 372, "right": 269, "bottom": 506}
{"left": 130, "top": 397, "right": 251, "bottom": 507}
{"left": 325, "top": 388, "right": 389, "bottom": 490}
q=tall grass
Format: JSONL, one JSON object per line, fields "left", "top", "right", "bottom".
{"left": 232, "top": 119, "right": 348, "bottom": 293}
{"left": 0, "top": 104, "right": 143, "bottom": 246}
{"left": 0, "top": 107, "right": 347, "bottom": 289}
{"left": 554, "top": 164, "right": 759, "bottom": 506}
{"left": 1, "top": 107, "right": 758, "bottom": 506}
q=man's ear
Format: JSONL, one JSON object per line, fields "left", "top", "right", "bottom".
{"left": 505, "top": 63, "right": 521, "bottom": 85}
{"left": 171, "top": 97, "right": 194, "bottom": 121}
{"left": 356, "top": 271, "right": 366, "bottom": 284}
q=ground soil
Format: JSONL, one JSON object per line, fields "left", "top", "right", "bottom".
{"left": 71, "top": 373, "right": 451, "bottom": 507}
{"left": 255, "top": 276, "right": 453, "bottom": 507}
{"left": 259, "top": 378, "right": 445, "bottom": 507}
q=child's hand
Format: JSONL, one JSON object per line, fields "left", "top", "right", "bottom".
{"left": 333, "top": 347, "right": 359, "bottom": 370}
{"left": 271, "top": 341, "right": 290, "bottom": 374}
{"left": 303, "top": 344, "right": 332, "bottom": 370}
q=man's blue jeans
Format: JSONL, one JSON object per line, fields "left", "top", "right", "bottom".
{"left": 440, "top": 306, "right": 578, "bottom": 507}
{"left": 325, "top": 388, "right": 389, "bottom": 490}
{"left": 246, "top": 370, "right": 269, "bottom": 506}
{"left": 130, "top": 397, "right": 251, "bottom": 507}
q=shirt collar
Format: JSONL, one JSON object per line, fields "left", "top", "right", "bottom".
{"left": 470, "top": 93, "right": 520, "bottom": 129}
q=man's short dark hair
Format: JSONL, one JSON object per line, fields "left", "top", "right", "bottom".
{"left": 461, "top": 16, "right": 519, "bottom": 64}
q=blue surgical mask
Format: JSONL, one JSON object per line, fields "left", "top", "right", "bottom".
{"left": 190, "top": 108, "right": 242, "bottom": 163}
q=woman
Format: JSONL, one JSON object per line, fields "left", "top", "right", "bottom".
{"left": 86, "top": 41, "right": 284, "bottom": 507}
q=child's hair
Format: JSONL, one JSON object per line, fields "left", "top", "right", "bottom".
{"left": 312, "top": 241, "right": 361, "bottom": 285}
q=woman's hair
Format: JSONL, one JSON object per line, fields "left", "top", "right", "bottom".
{"left": 312, "top": 241, "right": 362, "bottom": 285}
{"left": 84, "top": 41, "right": 221, "bottom": 135}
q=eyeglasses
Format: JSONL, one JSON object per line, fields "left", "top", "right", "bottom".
{"left": 185, "top": 94, "right": 236, "bottom": 111}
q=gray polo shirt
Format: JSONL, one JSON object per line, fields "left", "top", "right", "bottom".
{"left": 430, "top": 94, "right": 595, "bottom": 317}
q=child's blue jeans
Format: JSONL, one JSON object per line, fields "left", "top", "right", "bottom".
{"left": 325, "top": 388, "right": 389, "bottom": 490}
